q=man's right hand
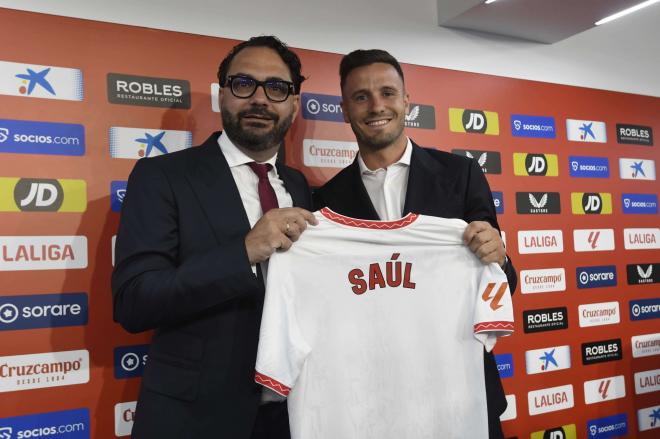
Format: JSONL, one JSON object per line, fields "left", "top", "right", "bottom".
{"left": 245, "top": 207, "right": 318, "bottom": 264}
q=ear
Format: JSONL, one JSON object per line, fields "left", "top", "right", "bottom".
{"left": 291, "top": 93, "right": 300, "bottom": 120}
{"left": 403, "top": 91, "right": 410, "bottom": 114}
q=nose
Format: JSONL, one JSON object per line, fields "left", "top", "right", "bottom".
{"left": 368, "top": 94, "right": 385, "bottom": 114}
{"left": 248, "top": 84, "right": 270, "bottom": 106}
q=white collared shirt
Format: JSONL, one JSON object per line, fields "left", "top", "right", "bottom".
{"left": 357, "top": 138, "right": 412, "bottom": 220}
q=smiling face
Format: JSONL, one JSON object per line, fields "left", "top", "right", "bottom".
{"left": 340, "top": 62, "right": 409, "bottom": 153}
{"left": 219, "top": 46, "right": 299, "bottom": 155}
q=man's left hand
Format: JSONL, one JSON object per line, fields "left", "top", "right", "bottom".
{"left": 463, "top": 221, "right": 506, "bottom": 267}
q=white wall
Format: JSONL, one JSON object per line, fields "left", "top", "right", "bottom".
{"left": 1, "top": 0, "right": 659, "bottom": 97}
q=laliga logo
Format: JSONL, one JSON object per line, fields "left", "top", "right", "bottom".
{"left": 481, "top": 282, "right": 508, "bottom": 311}
{"left": 121, "top": 352, "right": 141, "bottom": 372}
{"left": 513, "top": 120, "right": 522, "bottom": 131}
{"left": 0, "top": 128, "right": 8, "bottom": 143}
{"left": 305, "top": 98, "right": 320, "bottom": 115}
{"left": 0, "top": 303, "right": 19, "bottom": 324}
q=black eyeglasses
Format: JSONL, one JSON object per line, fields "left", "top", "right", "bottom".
{"left": 224, "top": 75, "right": 295, "bottom": 102}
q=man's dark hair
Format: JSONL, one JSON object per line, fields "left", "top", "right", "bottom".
{"left": 339, "top": 49, "right": 404, "bottom": 90}
{"left": 217, "top": 35, "right": 305, "bottom": 94}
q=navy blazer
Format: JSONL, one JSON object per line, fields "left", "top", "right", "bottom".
{"left": 112, "top": 132, "right": 311, "bottom": 438}
{"left": 314, "top": 140, "right": 516, "bottom": 439}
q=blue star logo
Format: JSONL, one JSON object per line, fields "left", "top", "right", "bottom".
{"left": 631, "top": 161, "right": 646, "bottom": 178}
{"left": 539, "top": 348, "right": 558, "bottom": 371}
{"left": 135, "top": 131, "right": 168, "bottom": 157}
{"left": 15, "top": 67, "right": 56, "bottom": 95}
{"left": 651, "top": 408, "right": 660, "bottom": 427}
{"left": 579, "top": 122, "right": 595, "bottom": 140}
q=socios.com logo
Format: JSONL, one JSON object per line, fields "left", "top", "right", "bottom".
{"left": 0, "top": 293, "right": 88, "bottom": 331}
{"left": 301, "top": 93, "right": 343, "bottom": 122}
{"left": 510, "top": 114, "right": 556, "bottom": 139}
{"left": 0, "top": 119, "right": 85, "bottom": 156}
{"left": 111, "top": 181, "right": 127, "bottom": 213}
{"left": 568, "top": 156, "right": 609, "bottom": 178}
{"left": 0, "top": 408, "right": 89, "bottom": 439}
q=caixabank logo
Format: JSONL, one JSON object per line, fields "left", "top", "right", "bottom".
{"left": 616, "top": 123, "right": 653, "bottom": 146}
{"left": 0, "top": 60, "right": 83, "bottom": 101}
{"left": 0, "top": 119, "right": 85, "bottom": 156}
{"left": 0, "top": 349, "right": 89, "bottom": 392}
{"left": 584, "top": 375, "right": 626, "bottom": 405}
{"left": 527, "top": 384, "right": 574, "bottom": 416}
{"left": 513, "top": 153, "right": 558, "bottom": 176}
{"left": 523, "top": 307, "right": 568, "bottom": 333}
{"left": 111, "top": 181, "right": 127, "bottom": 213}
{"left": 0, "top": 236, "right": 87, "bottom": 272}
{"left": 495, "top": 353, "right": 513, "bottom": 378}
{"left": 576, "top": 265, "right": 617, "bottom": 289}
{"left": 570, "top": 192, "right": 612, "bottom": 215}
{"left": 637, "top": 404, "right": 660, "bottom": 433}
{"left": 448, "top": 108, "right": 499, "bottom": 135}
{"left": 515, "top": 192, "right": 560, "bottom": 214}
{"left": 581, "top": 339, "right": 622, "bottom": 365}
{"left": 630, "top": 298, "right": 660, "bottom": 321}
{"left": 525, "top": 345, "right": 571, "bottom": 375}
{"left": 0, "top": 408, "right": 89, "bottom": 439}
{"left": 107, "top": 73, "right": 190, "bottom": 108}
{"left": 622, "top": 193, "right": 658, "bottom": 214}
{"left": 566, "top": 119, "right": 606, "bottom": 143}
{"left": 627, "top": 263, "right": 659, "bottom": 285}
{"left": 301, "top": 93, "right": 343, "bottom": 122}
{"left": 619, "top": 158, "right": 656, "bottom": 180}
{"left": 114, "top": 345, "right": 149, "bottom": 379}
{"left": 635, "top": 368, "right": 660, "bottom": 395}
{"left": 404, "top": 104, "right": 435, "bottom": 129}
{"left": 587, "top": 413, "right": 628, "bottom": 438}
{"left": 0, "top": 177, "right": 86, "bottom": 212}
{"left": 624, "top": 227, "right": 660, "bottom": 250}
{"left": 109, "top": 127, "right": 192, "bottom": 159}
{"left": 568, "top": 156, "right": 609, "bottom": 178}
{"left": 510, "top": 114, "right": 556, "bottom": 139}
{"left": 0, "top": 292, "right": 87, "bottom": 331}
{"left": 530, "top": 424, "right": 576, "bottom": 439}
{"left": 451, "top": 149, "right": 502, "bottom": 174}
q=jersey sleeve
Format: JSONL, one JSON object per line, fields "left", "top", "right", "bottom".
{"left": 473, "top": 262, "right": 514, "bottom": 352}
{"left": 255, "top": 253, "right": 311, "bottom": 397}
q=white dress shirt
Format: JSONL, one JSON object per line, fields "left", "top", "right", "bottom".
{"left": 357, "top": 138, "right": 412, "bottom": 220}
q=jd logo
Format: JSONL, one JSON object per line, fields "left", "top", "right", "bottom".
{"left": 463, "top": 110, "right": 487, "bottom": 133}
{"left": 526, "top": 154, "right": 547, "bottom": 175}
{"left": 583, "top": 193, "right": 602, "bottom": 214}
{"left": 544, "top": 429, "right": 566, "bottom": 439}
{"left": 14, "top": 178, "right": 63, "bottom": 211}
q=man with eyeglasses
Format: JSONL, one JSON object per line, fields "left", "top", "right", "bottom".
{"left": 112, "top": 35, "right": 315, "bottom": 439}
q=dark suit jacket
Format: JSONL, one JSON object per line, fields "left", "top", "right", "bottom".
{"left": 112, "top": 132, "right": 312, "bottom": 439}
{"left": 313, "top": 141, "right": 517, "bottom": 439}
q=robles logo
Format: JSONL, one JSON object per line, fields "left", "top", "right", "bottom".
{"left": 616, "top": 123, "right": 653, "bottom": 146}
{"left": 107, "top": 73, "right": 190, "bottom": 108}
{"left": 523, "top": 307, "right": 568, "bottom": 333}
{"left": 0, "top": 293, "right": 87, "bottom": 331}
{"left": 0, "top": 350, "right": 89, "bottom": 392}
{"left": 581, "top": 339, "right": 622, "bottom": 365}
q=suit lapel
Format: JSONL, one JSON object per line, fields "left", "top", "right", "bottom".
{"left": 277, "top": 163, "right": 307, "bottom": 209}
{"left": 403, "top": 142, "right": 449, "bottom": 217}
{"left": 337, "top": 160, "right": 380, "bottom": 220}
{"left": 185, "top": 133, "right": 252, "bottom": 243}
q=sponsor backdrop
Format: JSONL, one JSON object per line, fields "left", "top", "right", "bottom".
{"left": 0, "top": 8, "right": 659, "bottom": 439}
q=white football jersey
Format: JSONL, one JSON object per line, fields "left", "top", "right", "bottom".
{"left": 256, "top": 208, "right": 514, "bottom": 439}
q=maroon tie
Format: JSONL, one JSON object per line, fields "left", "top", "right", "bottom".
{"left": 247, "top": 162, "right": 279, "bottom": 214}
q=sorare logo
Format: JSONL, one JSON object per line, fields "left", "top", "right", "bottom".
{"left": 587, "top": 413, "right": 628, "bottom": 438}
{"left": 492, "top": 191, "right": 504, "bottom": 214}
{"left": 0, "top": 177, "right": 86, "bottom": 212}
{"left": 622, "top": 193, "right": 658, "bottom": 214}
{"left": 107, "top": 73, "right": 190, "bottom": 109}
{"left": 630, "top": 298, "right": 660, "bottom": 321}
{"left": 495, "top": 353, "right": 513, "bottom": 378}
{"left": 448, "top": 108, "right": 499, "bottom": 135}
{"left": 568, "top": 156, "right": 609, "bottom": 178}
{"left": 114, "top": 344, "right": 149, "bottom": 379}
{"left": 616, "top": 123, "right": 653, "bottom": 146}
{"left": 301, "top": 93, "right": 343, "bottom": 122}
{"left": 0, "top": 408, "right": 89, "bottom": 439}
{"left": 451, "top": 149, "right": 502, "bottom": 174}
{"left": 576, "top": 265, "right": 617, "bottom": 289}
{"left": 109, "top": 127, "right": 192, "bottom": 159}
{"left": 510, "top": 115, "right": 556, "bottom": 139}
{"left": 0, "top": 119, "right": 85, "bottom": 156}
{"left": 0, "top": 60, "right": 84, "bottom": 101}
{"left": 0, "top": 292, "right": 88, "bottom": 331}
{"left": 111, "top": 181, "right": 127, "bottom": 212}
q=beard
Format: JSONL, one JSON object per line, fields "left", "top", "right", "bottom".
{"left": 221, "top": 106, "right": 294, "bottom": 152}
{"left": 350, "top": 117, "right": 405, "bottom": 152}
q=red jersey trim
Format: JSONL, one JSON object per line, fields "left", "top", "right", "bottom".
{"left": 320, "top": 207, "right": 418, "bottom": 229}
{"left": 474, "top": 321, "right": 514, "bottom": 333}
{"left": 255, "top": 371, "right": 291, "bottom": 397}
